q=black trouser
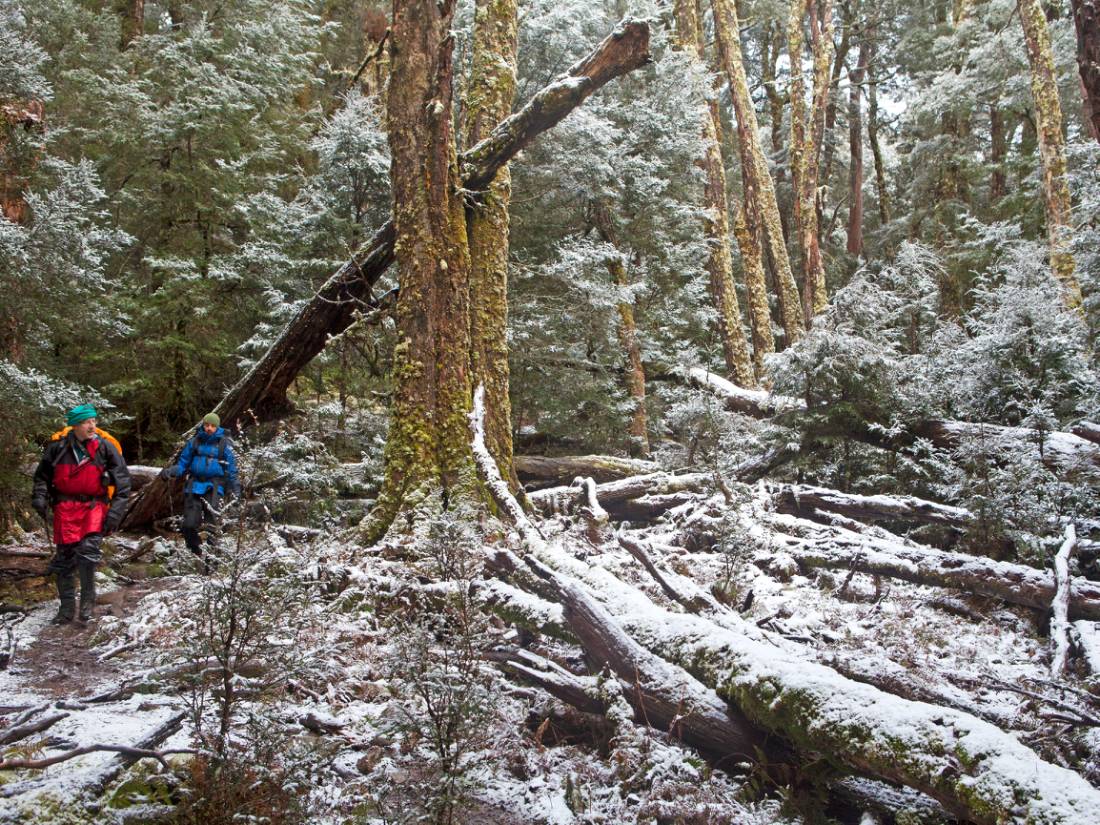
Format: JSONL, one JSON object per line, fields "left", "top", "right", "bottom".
{"left": 182, "top": 489, "right": 221, "bottom": 564}
{"left": 48, "top": 534, "right": 102, "bottom": 621}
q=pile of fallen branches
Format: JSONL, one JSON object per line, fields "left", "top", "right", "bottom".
{"left": 467, "top": 385, "right": 1100, "bottom": 824}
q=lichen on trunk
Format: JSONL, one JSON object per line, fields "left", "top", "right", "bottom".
{"left": 673, "top": 0, "right": 755, "bottom": 387}
{"left": 710, "top": 0, "right": 806, "bottom": 345}
{"left": 465, "top": 0, "right": 520, "bottom": 490}
{"left": 1019, "top": 0, "right": 1082, "bottom": 309}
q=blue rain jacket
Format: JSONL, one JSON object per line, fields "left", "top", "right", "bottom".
{"left": 174, "top": 426, "right": 240, "bottom": 496}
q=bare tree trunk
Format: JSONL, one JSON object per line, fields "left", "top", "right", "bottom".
{"left": 465, "top": 0, "right": 520, "bottom": 489}
{"left": 0, "top": 101, "right": 44, "bottom": 227}
{"left": 711, "top": 0, "right": 806, "bottom": 345}
{"left": 761, "top": 21, "right": 787, "bottom": 183}
{"left": 866, "top": 45, "right": 890, "bottom": 225}
{"left": 591, "top": 200, "right": 649, "bottom": 458}
{"left": 846, "top": 38, "right": 868, "bottom": 255}
{"left": 788, "top": 0, "right": 835, "bottom": 323}
{"left": 989, "top": 105, "right": 1007, "bottom": 202}
{"left": 115, "top": 0, "right": 144, "bottom": 48}
{"left": 673, "top": 0, "right": 755, "bottom": 387}
{"left": 819, "top": 1, "right": 852, "bottom": 208}
{"left": 1070, "top": 0, "right": 1100, "bottom": 142}
{"left": 1019, "top": 0, "right": 1082, "bottom": 309}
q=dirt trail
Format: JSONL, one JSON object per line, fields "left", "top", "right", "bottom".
{"left": 5, "top": 578, "right": 170, "bottom": 700}
{"left": 1, "top": 533, "right": 179, "bottom": 705}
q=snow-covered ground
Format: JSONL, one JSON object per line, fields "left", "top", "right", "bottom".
{"left": 2, "top": 498, "right": 1099, "bottom": 824}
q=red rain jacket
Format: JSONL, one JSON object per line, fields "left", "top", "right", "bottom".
{"left": 32, "top": 433, "right": 131, "bottom": 545}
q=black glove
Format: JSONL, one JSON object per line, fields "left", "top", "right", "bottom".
{"left": 32, "top": 498, "right": 48, "bottom": 520}
{"left": 104, "top": 512, "right": 123, "bottom": 535}
{"left": 159, "top": 465, "right": 179, "bottom": 480}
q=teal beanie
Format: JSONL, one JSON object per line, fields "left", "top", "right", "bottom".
{"left": 66, "top": 404, "right": 98, "bottom": 427}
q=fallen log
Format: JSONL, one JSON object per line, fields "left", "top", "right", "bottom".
{"left": 598, "top": 559, "right": 1100, "bottom": 823}
{"left": 122, "top": 19, "right": 652, "bottom": 530}
{"left": 473, "top": 388, "right": 769, "bottom": 760}
{"left": 529, "top": 471, "right": 709, "bottom": 520}
{"left": 1071, "top": 420, "right": 1100, "bottom": 445}
{"left": 0, "top": 711, "right": 68, "bottom": 746}
{"left": 1051, "top": 526, "right": 1077, "bottom": 676}
{"left": 771, "top": 483, "right": 973, "bottom": 531}
{"left": 82, "top": 711, "right": 188, "bottom": 801}
{"left": 763, "top": 514, "right": 1100, "bottom": 621}
{"left": 473, "top": 389, "right": 1100, "bottom": 823}
{"left": 515, "top": 454, "right": 659, "bottom": 486}
{"left": 498, "top": 647, "right": 951, "bottom": 823}
{"left": 1073, "top": 620, "right": 1100, "bottom": 677}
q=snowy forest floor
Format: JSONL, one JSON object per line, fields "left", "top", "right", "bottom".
{"left": 1, "top": 489, "right": 1099, "bottom": 824}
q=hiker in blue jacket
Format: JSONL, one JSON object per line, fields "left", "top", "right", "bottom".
{"left": 160, "top": 413, "right": 240, "bottom": 570}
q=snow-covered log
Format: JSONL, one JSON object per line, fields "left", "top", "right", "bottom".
{"left": 771, "top": 483, "right": 973, "bottom": 531}
{"left": 1073, "top": 620, "right": 1100, "bottom": 677}
{"left": 122, "top": 20, "right": 653, "bottom": 530}
{"left": 514, "top": 454, "right": 659, "bottom": 486}
{"left": 597, "top": 565, "right": 1100, "bottom": 824}
{"left": 1050, "top": 526, "right": 1077, "bottom": 676}
{"left": 765, "top": 515, "right": 1100, "bottom": 620}
{"left": 529, "top": 471, "right": 709, "bottom": 519}
{"left": 0, "top": 711, "right": 68, "bottom": 746}
{"left": 685, "top": 367, "right": 803, "bottom": 417}
{"left": 1071, "top": 420, "right": 1100, "bottom": 445}
{"left": 473, "top": 388, "right": 1100, "bottom": 823}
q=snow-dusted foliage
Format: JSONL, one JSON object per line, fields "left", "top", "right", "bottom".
{"left": 948, "top": 243, "right": 1098, "bottom": 427}
{"left": 0, "top": 1, "right": 50, "bottom": 102}
{"left": 509, "top": 1, "right": 715, "bottom": 451}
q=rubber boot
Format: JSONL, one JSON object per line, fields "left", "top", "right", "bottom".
{"left": 77, "top": 560, "right": 97, "bottom": 624}
{"left": 52, "top": 570, "right": 76, "bottom": 625}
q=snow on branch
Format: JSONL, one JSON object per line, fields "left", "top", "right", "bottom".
{"left": 1051, "top": 525, "right": 1077, "bottom": 677}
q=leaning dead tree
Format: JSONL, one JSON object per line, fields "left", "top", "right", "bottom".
{"left": 468, "top": 391, "right": 1100, "bottom": 825}
{"left": 123, "top": 19, "right": 653, "bottom": 529}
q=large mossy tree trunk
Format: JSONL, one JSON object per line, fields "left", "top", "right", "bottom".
{"left": 710, "top": 0, "right": 806, "bottom": 347}
{"left": 673, "top": 0, "right": 755, "bottom": 388}
{"left": 465, "top": 0, "right": 520, "bottom": 490}
{"left": 1019, "top": 0, "right": 1083, "bottom": 309}
{"left": 361, "top": 0, "right": 479, "bottom": 541}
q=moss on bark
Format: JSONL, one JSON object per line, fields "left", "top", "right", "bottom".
{"left": 465, "top": 0, "right": 520, "bottom": 490}
{"left": 1019, "top": 0, "right": 1082, "bottom": 309}
{"left": 711, "top": 0, "right": 806, "bottom": 345}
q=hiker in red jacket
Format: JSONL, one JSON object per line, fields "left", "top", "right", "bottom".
{"left": 31, "top": 404, "right": 130, "bottom": 625}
